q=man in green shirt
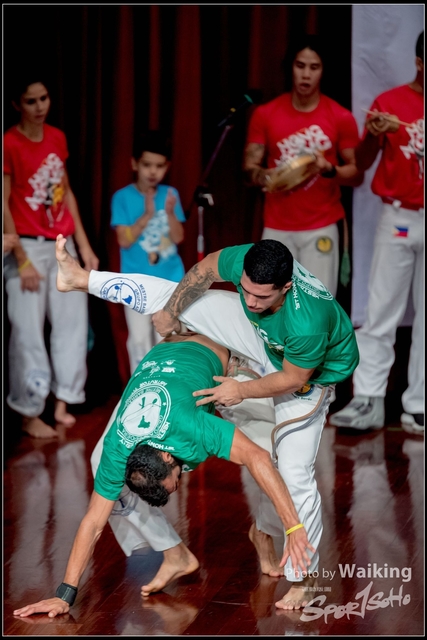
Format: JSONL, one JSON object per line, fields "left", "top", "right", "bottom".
{"left": 150, "top": 239, "right": 359, "bottom": 609}
{"left": 42, "top": 234, "right": 358, "bottom": 611}
{"left": 13, "top": 271, "right": 315, "bottom": 619}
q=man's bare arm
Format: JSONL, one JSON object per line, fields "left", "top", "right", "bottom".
{"left": 13, "top": 491, "right": 114, "bottom": 618}
{"left": 243, "top": 142, "right": 270, "bottom": 187}
{"left": 152, "top": 250, "right": 224, "bottom": 335}
{"left": 194, "top": 359, "right": 315, "bottom": 407}
{"left": 331, "top": 147, "right": 364, "bottom": 187}
{"left": 229, "top": 429, "right": 315, "bottom": 575}
{"left": 354, "top": 111, "right": 400, "bottom": 171}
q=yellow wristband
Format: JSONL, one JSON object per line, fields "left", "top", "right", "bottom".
{"left": 18, "top": 259, "right": 32, "bottom": 273}
{"left": 125, "top": 226, "right": 134, "bottom": 243}
{"left": 285, "top": 523, "right": 304, "bottom": 536}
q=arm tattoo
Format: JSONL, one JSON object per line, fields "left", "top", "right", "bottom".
{"left": 164, "top": 264, "right": 217, "bottom": 317}
{"left": 244, "top": 144, "right": 266, "bottom": 186}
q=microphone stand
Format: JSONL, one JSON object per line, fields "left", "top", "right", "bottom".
{"left": 191, "top": 123, "right": 234, "bottom": 262}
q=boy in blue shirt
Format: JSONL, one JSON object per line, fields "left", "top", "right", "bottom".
{"left": 111, "top": 131, "right": 186, "bottom": 372}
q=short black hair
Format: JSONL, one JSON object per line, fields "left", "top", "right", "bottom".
{"left": 243, "top": 240, "right": 294, "bottom": 289}
{"left": 281, "top": 33, "right": 327, "bottom": 92}
{"left": 132, "top": 130, "right": 171, "bottom": 162}
{"left": 416, "top": 31, "right": 424, "bottom": 61}
{"left": 125, "top": 444, "right": 182, "bottom": 507}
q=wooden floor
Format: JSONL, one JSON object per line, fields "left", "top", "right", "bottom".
{"left": 3, "top": 384, "right": 424, "bottom": 636}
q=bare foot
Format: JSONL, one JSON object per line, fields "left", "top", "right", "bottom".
{"left": 56, "top": 234, "right": 89, "bottom": 292}
{"left": 54, "top": 400, "right": 76, "bottom": 427}
{"left": 249, "top": 523, "right": 282, "bottom": 578}
{"left": 22, "top": 417, "right": 58, "bottom": 439}
{"left": 141, "top": 542, "right": 199, "bottom": 596}
{"left": 275, "top": 574, "right": 318, "bottom": 610}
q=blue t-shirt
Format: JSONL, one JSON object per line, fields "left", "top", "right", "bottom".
{"left": 111, "top": 183, "right": 186, "bottom": 280}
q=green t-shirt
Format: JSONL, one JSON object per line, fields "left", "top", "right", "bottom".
{"left": 95, "top": 341, "right": 235, "bottom": 501}
{"left": 218, "top": 244, "right": 359, "bottom": 385}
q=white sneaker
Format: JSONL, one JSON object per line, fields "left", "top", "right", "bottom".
{"left": 401, "top": 413, "right": 424, "bottom": 435}
{"left": 329, "top": 396, "right": 385, "bottom": 430}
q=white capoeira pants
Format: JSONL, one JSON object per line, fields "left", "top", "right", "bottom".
{"left": 353, "top": 204, "right": 424, "bottom": 414}
{"left": 5, "top": 237, "right": 87, "bottom": 417}
{"left": 124, "top": 306, "right": 163, "bottom": 374}
{"left": 88, "top": 270, "right": 334, "bottom": 579}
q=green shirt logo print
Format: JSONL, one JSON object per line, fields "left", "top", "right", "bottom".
{"left": 293, "top": 263, "right": 334, "bottom": 301}
{"left": 118, "top": 381, "right": 172, "bottom": 445}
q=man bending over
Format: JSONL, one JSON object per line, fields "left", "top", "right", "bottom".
{"left": 13, "top": 239, "right": 315, "bottom": 618}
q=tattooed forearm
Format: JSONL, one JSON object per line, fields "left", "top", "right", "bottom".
{"left": 243, "top": 143, "right": 267, "bottom": 187}
{"left": 163, "top": 264, "right": 218, "bottom": 317}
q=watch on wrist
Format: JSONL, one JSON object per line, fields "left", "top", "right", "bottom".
{"left": 55, "top": 582, "right": 78, "bottom": 606}
{"left": 322, "top": 165, "right": 337, "bottom": 178}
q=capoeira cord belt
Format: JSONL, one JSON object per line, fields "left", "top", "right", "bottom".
{"left": 270, "top": 386, "right": 332, "bottom": 467}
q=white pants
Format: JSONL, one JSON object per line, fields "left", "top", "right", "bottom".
{"left": 353, "top": 204, "right": 424, "bottom": 414}
{"left": 262, "top": 224, "right": 339, "bottom": 297}
{"left": 124, "top": 306, "right": 163, "bottom": 374}
{"left": 88, "top": 270, "right": 333, "bottom": 579}
{"left": 5, "top": 237, "right": 88, "bottom": 417}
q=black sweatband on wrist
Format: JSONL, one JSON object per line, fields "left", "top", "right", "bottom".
{"left": 55, "top": 582, "right": 78, "bottom": 606}
{"left": 322, "top": 165, "right": 337, "bottom": 178}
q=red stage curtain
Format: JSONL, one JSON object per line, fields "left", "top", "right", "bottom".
{"left": 169, "top": 6, "right": 202, "bottom": 268}
{"left": 105, "top": 5, "right": 136, "bottom": 385}
{"left": 149, "top": 6, "right": 161, "bottom": 131}
{"left": 4, "top": 5, "right": 353, "bottom": 394}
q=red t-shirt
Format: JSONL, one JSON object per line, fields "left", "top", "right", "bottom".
{"left": 367, "top": 84, "right": 424, "bottom": 208}
{"left": 3, "top": 124, "right": 75, "bottom": 238}
{"left": 246, "top": 93, "right": 360, "bottom": 231}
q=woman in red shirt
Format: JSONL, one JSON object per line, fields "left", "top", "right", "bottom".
{"left": 4, "top": 73, "right": 99, "bottom": 438}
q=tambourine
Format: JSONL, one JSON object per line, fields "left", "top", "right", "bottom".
{"left": 264, "top": 154, "right": 318, "bottom": 193}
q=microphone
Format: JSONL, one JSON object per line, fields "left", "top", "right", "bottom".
{"left": 217, "top": 89, "right": 262, "bottom": 127}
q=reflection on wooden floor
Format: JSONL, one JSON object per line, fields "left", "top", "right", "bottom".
{"left": 3, "top": 395, "right": 424, "bottom": 636}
